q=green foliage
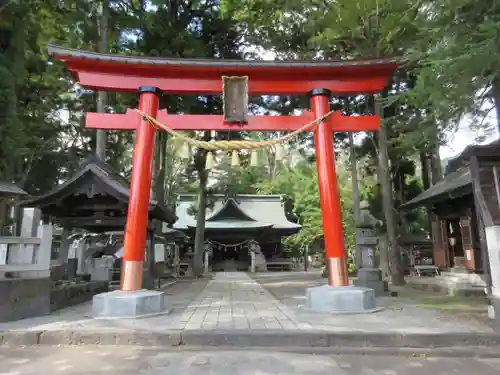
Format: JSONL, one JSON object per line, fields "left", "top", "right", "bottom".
{"left": 409, "top": 0, "right": 500, "bottom": 129}
{"left": 254, "top": 159, "right": 370, "bottom": 258}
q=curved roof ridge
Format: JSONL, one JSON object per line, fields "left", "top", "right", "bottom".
{"left": 206, "top": 198, "right": 257, "bottom": 222}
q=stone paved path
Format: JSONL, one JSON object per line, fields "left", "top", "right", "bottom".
{"left": 172, "top": 272, "right": 302, "bottom": 330}
{"left": 0, "top": 346, "right": 499, "bottom": 375}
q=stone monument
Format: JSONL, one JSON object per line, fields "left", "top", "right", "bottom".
{"left": 353, "top": 201, "right": 388, "bottom": 296}
{"left": 249, "top": 241, "right": 266, "bottom": 272}
{"left": 249, "top": 245, "right": 256, "bottom": 273}
{"left": 204, "top": 243, "right": 212, "bottom": 273}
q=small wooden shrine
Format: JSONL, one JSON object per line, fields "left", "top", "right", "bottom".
{"left": 19, "top": 156, "right": 176, "bottom": 232}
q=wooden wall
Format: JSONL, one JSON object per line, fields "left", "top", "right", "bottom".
{"left": 431, "top": 218, "right": 448, "bottom": 268}
{"left": 470, "top": 154, "right": 500, "bottom": 279}
{"left": 431, "top": 195, "right": 476, "bottom": 270}
{"left": 470, "top": 155, "right": 500, "bottom": 225}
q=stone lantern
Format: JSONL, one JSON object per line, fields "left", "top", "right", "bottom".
{"left": 353, "top": 201, "right": 389, "bottom": 296}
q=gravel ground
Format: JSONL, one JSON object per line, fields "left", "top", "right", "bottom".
{"left": 0, "top": 346, "right": 498, "bottom": 375}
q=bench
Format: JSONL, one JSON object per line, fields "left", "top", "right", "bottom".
{"left": 266, "top": 261, "right": 294, "bottom": 272}
{"left": 412, "top": 265, "right": 440, "bottom": 277}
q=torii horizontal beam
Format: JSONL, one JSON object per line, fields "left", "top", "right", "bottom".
{"left": 86, "top": 109, "right": 380, "bottom": 132}
{"left": 47, "top": 45, "right": 399, "bottom": 95}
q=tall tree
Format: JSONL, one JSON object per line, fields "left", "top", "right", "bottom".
{"left": 95, "top": 0, "right": 110, "bottom": 159}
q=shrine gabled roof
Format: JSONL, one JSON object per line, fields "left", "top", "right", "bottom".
{"left": 206, "top": 198, "right": 256, "bottom": 222}
{"left": 399, "top": 168, "right": 472, "bottom": 211}
{"left": 174, "top": 194, "right": 301, "bottom": 234}
{"left": 0, "top": 181, "right": 27, "bottom": 198}
{"left": 19, "top": 156, "right": 176, "bottom": 223}
{"left": 399, "top": 139, "right": 500, "bottom": 211}
{"left": 445, "top": 138, "right": 500, "bottom": 174}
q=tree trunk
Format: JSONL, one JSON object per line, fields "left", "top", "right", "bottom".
{"left": 429, "top": 143, "right": 442, "bottom": 184}
{"left": 419, "top": 151, "right": 431, "bottom": 190}
{"left": 393, "top": 169, "right": 409, "bottom": 232}
{"left": 420, "top": 150, "right": 434, "bottom": 234}
{"left": 375, "top": 95, "right": 405, "bottom": 285}
{"left": 95, "top": 0, "right": 109, "bottom": 159}
{"left": 193, "top": 169, "right": 208, "bottom": 276}
{"left": 349, "top": 132, "right": 360, "bottom": 221}
{"left": 378, "top": 233, "right": 390, "bottom": 278}
{"left": 492, "top": 76, "right": 500, "bottom": 134}
{"left": 421, "top": 143, "right": 442, "bottom": 239}
{"left": 153, "top": 132, "right": 168, "bottom": 236}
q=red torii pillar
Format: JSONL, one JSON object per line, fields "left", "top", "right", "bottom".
{"left": 120, "top": 86, "right": 162, "bottom": 290}
{"left": 310, "top": 89, "right": 348, "bottom": 285}
{"left": 48, "top": 45, "right": 398, "bottom": 291}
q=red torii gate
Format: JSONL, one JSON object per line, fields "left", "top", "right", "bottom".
{"left": 48, "top": 45, "right": 398, "bottom": 290}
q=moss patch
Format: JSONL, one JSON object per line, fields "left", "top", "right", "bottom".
{"left": 412, "top": 295, "right": 487, "bottom": 312}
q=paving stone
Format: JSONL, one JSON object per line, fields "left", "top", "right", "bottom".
{"left": 170, "top": 273, "right": 299, "bottom": 331}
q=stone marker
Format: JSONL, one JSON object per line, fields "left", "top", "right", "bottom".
{"left": 353, "top": 201, "right": 389, "bottom": 296}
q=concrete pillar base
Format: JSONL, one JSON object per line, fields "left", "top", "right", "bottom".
{"left": 305, "top": 285, "right": 383, "bottom": 314}
{"left": 92, "top": 289, "right": 167, "bottom": 319}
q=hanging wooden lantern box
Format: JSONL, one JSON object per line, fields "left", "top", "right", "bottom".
{"left": 222, "top": 76, "right": 249, "bottom": 124}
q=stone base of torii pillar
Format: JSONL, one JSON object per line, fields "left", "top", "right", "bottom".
{"left": 92, "top": 289, "right": 168, "bottom": 319}
{"left": 305, "top": 202, "right": 387, "bottom": 314}
{"left": 305, "top": 284, "right": 381, "bottom": 314}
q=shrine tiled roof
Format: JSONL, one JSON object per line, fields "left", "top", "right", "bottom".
{"left": 19, "top": 155, "right": 176, "bottom": 223}
{"left": 400, "top": 139, "right": 500, "bottom": 211}
{"left": 0, "top": 181, "right": 27, "bottom": 198}
{"left": 174, "top": 194, "right": 300, "bottom": 234}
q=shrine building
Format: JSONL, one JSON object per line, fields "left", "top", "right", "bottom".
{"left": 400, "top": 140, "right": 500, "bottom": 313}
{"left": 174, "top": 194, "right": 301, "bottom": 271}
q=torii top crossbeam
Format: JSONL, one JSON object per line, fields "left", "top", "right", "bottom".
{"left": 48, "top": 45, "right": 398, "bottom": 96}
{"left": 48, "top": 45, "right": 398, "bottom": 132}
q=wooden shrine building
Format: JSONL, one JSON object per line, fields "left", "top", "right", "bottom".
{"left": 174, "top": 194, "right": 301, "bottom": 271}
{"left": 400, "top": 140, "right": 500, "bottom": 281}
{"left": 17, "top": 156, "right": 177, "bottom": 286}
{"left": 19, "top": 156, "right": 176, "bottom": 232}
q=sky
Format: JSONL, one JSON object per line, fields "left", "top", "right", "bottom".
{"left": 440, "top": 121, "right": 498, "bottom": 160}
